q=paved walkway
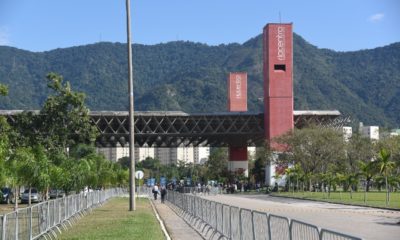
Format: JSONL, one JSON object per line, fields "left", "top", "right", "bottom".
{"left": 152, "top": 199, "right": 204, "bottom": 240}
{"left": 203, "top": 194, "right": 400, "bottom": 240}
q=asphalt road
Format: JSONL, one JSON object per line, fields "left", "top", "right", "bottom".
{"left": 203, "top": 194, "right": 400, "bottom": 240}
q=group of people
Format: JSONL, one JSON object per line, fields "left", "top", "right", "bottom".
{"left": 223, "top": 182, "right": 263, "bottom": 193}
{"left": 152, "top": 184, "right": 167, "bottom": 203}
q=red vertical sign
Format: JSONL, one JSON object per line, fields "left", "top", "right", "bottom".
{"left": 227, "top": 72, "right": 247, "bottom": 112}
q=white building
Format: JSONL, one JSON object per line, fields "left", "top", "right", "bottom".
{"left": 98, "top": 145, "right": 211, "bottom": 165}
{"left": 177, "top": 146, "right": 195, "bottom": 164}
{"left": 97, "top": 146, "right": 129, "bottom": 162}
{"left": 156, "top": 146, "right": 210, "bottom": 165}
{"left": 360, "top": 125, "right": 379, "bottom": 141}
{"left": 343, "top": 126, "right": 352, "bottom": 142}
{"left": 248, "top": 146, "right": 257, "bottom": 160}
{"left": 97, "top": 145, "right": 154, "bottom": 163}
{"left": 155, "top": 148, "right": 176, "bottom": 165}
{"left": 194, "top": 147, "right": 210, "bottom": 164}
{"left": 135, "top": 147, "right": 155, "bottom": 161}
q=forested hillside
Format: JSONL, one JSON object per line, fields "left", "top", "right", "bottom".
{"left": 0, "top": 33, "right": 399, "bottom": 127}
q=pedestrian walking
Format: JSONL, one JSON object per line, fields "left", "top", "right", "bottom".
{"left": 160, "top": 186, "right": 167, "bottom": 203}
{"left": 152, "top": 184, "right": 159, "bottom": 200}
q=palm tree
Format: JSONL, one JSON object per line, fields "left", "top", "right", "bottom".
{"left": 285, "top": 168, "right": 293, "bottom": 194}
{"left": 377, "top": 148, "right": 395, "bottom": 206}
{"left": 358, "top": 161, "right": 377, "bottom": 204}
{"left": 291, "top": 163, "right": 303, "bottom": 193}
{"left": 321, "top": 172, "right": 336, "bottom": 198}
{"left": 335, "top": 173, "right": 346, "bottom": 201}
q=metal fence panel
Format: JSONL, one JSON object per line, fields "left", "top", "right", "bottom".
{"left": 320, "top": 229, "right": 363, "bottom": 240}
{"left": 202, "top": 199, "right": 208, "bottom": 222}
{"left": 17, "top": 208, "right": 30, "bottom": 240}
{"left": 210, "top": 201, "right": 217, "bottom": 229}
{"left": 240, "top": 208, "right": 254, "bottom": 240}
{"left": 253, "top": 211, "right": 270, "bottom": 240}
{"left": 194, "top": 197, "right": 200, "bottom": 218}
{"left": 269, "top": 214, "right": 290, "bottom": 240}
{"left": 0, "top": 188, "right": 125, "bottom": 240}
{"left": 290, "top": 219, "right": 319, "bottom": 240}
{"left": 39, "top": 202, "right": 49, "bottom": 235}
{"left": 215, "top": 202, "right": 223, "bottom": 233}
{"left": 48, "top": 200, "right": 55, "bottom": 227}
{"left": 190, "top": 195, "right": 195, "bottom": 215}
{"left": 230, "top": 206, "right": 241, "bottom": 240}
{"left": 0, "top": 215, "right": 3, "bottom": 240}
{"left": 60, "top": 198, "right": 66, "bottom": 221}
{"left": 54, "top": 199, "right": 60, "bottom": 225}
{"left": 4, "top": 212, "right": 17, "bottom": 240}
{"left": 31, "top": 204, "right": 40, "bottom": 238}
{"left": 222, "top": 204, "right": 231, "bottom": 237}
{"left": 199, "top": 198, "right": 207, "bottom": 221}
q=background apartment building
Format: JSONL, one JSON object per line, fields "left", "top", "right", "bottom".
{"left": 97, "top": 146, "right": 210, "bottom": 165}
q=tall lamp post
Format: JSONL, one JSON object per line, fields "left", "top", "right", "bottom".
{"left": 126, "top": 0, "right": 136, "bottom": 211}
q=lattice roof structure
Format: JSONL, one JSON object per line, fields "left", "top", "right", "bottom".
{"left": 1, "top": 110, "right": 346, "bottom": 147}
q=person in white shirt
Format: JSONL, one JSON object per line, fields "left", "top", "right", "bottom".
{"left": 152, "top": 185, "right": 159, "bottom": 200}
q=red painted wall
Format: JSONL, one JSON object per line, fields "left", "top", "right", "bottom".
{"left": 229, "top": 147, "right": 247, "bottom": 161}
{"left": 227, "top": 72, "right": 247, "bottom": 112}
{"left": 263, "top": 23, "right": 294, "bottom": 150}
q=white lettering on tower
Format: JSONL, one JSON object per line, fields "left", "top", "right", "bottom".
{"left": 235, "top": 75, "right": 242, "bottom": 99}
{"left": 277, "top": 26, "right": 285, "bottom": 61}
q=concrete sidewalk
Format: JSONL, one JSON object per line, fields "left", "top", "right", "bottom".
{"left": 152, "top": 199, "right": 204, "bottom": 240}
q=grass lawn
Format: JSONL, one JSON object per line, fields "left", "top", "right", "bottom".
{"left": 59, "top": 197, "right": 165, "bottom": 240}
{"left": 272, "top": 191, "right": 400, "bottom": 209}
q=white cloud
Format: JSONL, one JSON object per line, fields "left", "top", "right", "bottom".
{"left": 369, "top": 13, "right": 384, "bottom": 23}
{"left": 0, "top": 26, "right": 10, "bottom": 46}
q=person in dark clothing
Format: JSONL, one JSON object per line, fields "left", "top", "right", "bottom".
{"left": 160, "top": 186, "right": 167, "bottom": 203}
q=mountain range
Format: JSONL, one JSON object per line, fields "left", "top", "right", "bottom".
{"left": 0, "top": 33, "right": 399, "bottom": 127}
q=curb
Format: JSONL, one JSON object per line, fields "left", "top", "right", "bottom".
{"left": 149, "top": 198, "right": 172, "bottom": 240}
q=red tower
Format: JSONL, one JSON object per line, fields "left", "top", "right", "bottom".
{"left": 263, "top": 23, "right": 294, "bottom": 149}
{"left": 227, "top": 72, "right": 248, "bottom": 176}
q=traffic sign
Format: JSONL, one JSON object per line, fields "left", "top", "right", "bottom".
{"left": 135, "top": 170, "right": 144, "bottom": 179}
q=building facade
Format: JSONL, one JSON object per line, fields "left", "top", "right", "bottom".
{"left": 360, "top": 126, "right": 379, "bottom": 140}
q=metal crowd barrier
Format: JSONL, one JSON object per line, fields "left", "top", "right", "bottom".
{"left": 0, "top": 188, "right": 127, "bottom": 240}
{"left": 182, "top": 186, "right": 221, "bottom": 195}
{"left": 165, "top": 190, "right": 362, "bottom": 240}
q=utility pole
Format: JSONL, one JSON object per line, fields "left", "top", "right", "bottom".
{"left": 126, "top": 0, "right": 136, "bottom": 211}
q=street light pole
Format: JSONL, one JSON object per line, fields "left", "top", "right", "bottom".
{"left": 126, "top": 0, "right": 136, "bottom": 211}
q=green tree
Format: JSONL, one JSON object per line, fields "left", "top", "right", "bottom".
{"left": 31, "top": 145, "right": 51, "bottom": 200}
{"left": 346, "top": 134, "right": 375, "bottom": 175}
{"left": 344, "top": 172, "right": 358, "bottom": 199}
{"left": 205, "top": 148, "right": 228, "bottom": 182}
{"left": 118, "top": 156, "right": 130, "bottom": 169}
{"left": 377, "top": 148, "right": 395, "bottom": 206}
{"left": 0, "top": 117, "right": 10, "bottom": 185}
{"left": 38, "top": 72, "right": 98, "bottom": 153}
{"left": 358, "top": 160, "right": 377, "bottom": 203}
{"left": 251, "top": 157, "right": 266, "bottom": 184}
{"left": 0, "top": 85, "right": 10, "bottom": 188}
{"left": 0, "top": 83, "right": 8, "bottom": 96}
{"left": 251, "top": 144, "right": 274, "bottom": 185}
{"left": 11, "top": 147, "right": 36, "bottom": 206}
{"left": 276, "top": 126, "right": 346, "bottom": 191}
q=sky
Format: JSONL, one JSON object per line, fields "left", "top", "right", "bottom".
{"left": 0, "top": 0, "right": 399, "bottom": 52}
